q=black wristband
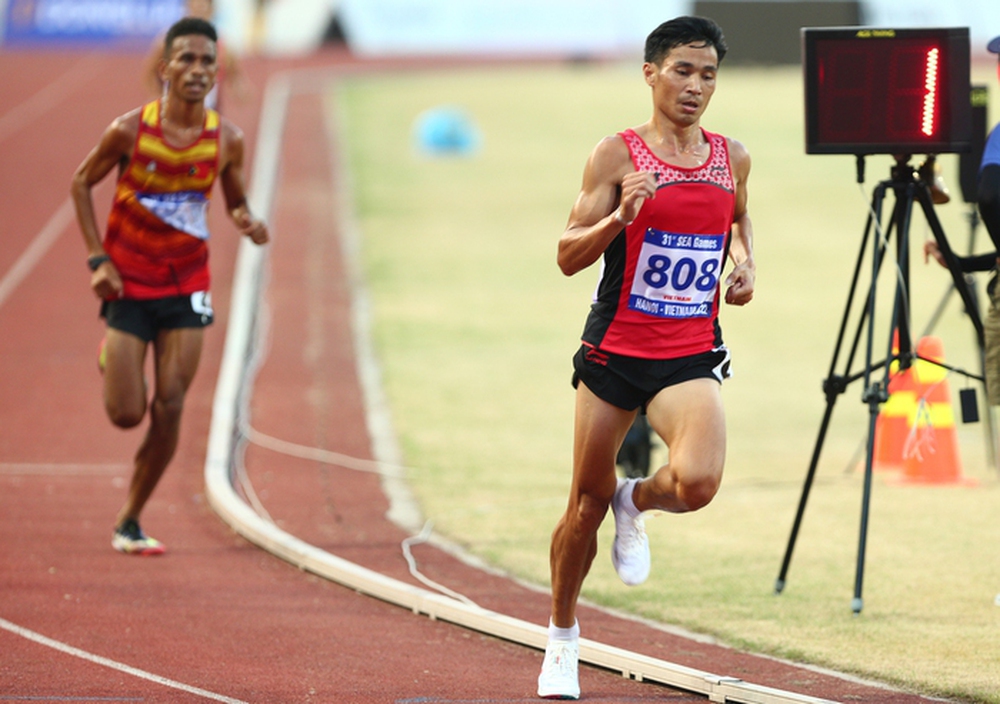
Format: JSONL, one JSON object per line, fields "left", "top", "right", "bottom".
{"left": 87, "top": 254, "right": 110, "bottom": 271}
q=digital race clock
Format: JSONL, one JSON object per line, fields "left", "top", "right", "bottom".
{"left": 803, "top": 27, "right": 972, "bottom": 155}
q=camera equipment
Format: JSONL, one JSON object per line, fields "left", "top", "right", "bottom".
{"left": 777, "top": 27, "right": 988, "bottom": 615}
{"left": 803, "top": 27, "right": 972, "bottom": 155}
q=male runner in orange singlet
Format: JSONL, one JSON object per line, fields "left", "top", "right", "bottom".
{"left": 70, "top": 16, "right": 268, "bottom": 555}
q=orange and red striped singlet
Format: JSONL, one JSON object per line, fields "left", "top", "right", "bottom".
{"left": 104, "top": 100, "right": 220, "bottom": 299}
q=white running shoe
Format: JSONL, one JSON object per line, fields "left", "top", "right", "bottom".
{"left": 611, "top": 477, "right": 650, "bottom": 586}
{"left": 537, "top": 638, "right": 580, "bottom": 700}
{"left": 112, "top": 518, "right": 165, "bottom": 556}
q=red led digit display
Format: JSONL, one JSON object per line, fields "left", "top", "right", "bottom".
{"left": 804, "top": 27, "right": 971, "bottom": 155}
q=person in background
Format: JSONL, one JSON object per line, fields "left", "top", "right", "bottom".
{"left": 538, "top": 15, "right": 756, "bottom": 700}
{"left": 71, "top": 17, "right": 268, "bottom": 555}
{"left": 924, "top": 34, "right": 1000, "bottom": 403}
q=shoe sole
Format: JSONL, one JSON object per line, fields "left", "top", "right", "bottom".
{"left": 537, "top": 683, "right": 580, "bottom": 700}
{"left": 112, "top": 539, "right": 165, "bottom": 556}
{"left": 113, "top": 546, "right": 166, "bottom": 556}
{"left": 611, "top": 540, "right": 649, "bottom": 586}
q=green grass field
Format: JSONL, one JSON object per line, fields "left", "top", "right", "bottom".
{"left": 335, "top": 61, "right": 1000, "bottom": 702}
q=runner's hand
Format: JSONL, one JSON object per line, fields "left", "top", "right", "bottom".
{"left": 616, "top": 171, "right": 658, "bottom": 225}
{"left": 234, "top": 210, "right": 269, "bottom": 245}
{"left": 724, "top": 259, "right": 754, "bottom": 306}
{"left": 91, "top": 261, "right": 123, "bottom": 300}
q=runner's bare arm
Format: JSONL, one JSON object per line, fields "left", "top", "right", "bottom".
{"left": 219, "top": 121, "right": 269, "bottom": 245}
{"left": 70, "top": 112, "right": 138, "bottom": 299}
{"left": 557, "top": 136, "right": 655, "bottom": 276}
{"left": 724, "top": 138, "right": 755, "bottom": 306}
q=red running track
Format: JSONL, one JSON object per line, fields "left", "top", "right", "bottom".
{"left": 0, "top": 47, "right": 949, "bottom": 703}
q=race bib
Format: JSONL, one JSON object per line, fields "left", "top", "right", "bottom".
{"left": 628, "top": 228, "right": 725, "bottom": 319}
{"left": 136, "top": 191, "right": 210, "bottom": 240}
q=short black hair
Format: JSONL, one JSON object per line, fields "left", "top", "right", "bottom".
{"left": 163, "top": 17, "right": 217, "bottom": 58}
{"left": 644, "top": 16, "right": 727, "bottom": 66}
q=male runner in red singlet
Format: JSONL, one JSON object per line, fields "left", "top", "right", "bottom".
{"left": 70, "top": 17, "right": 268, "bottom": 555}
{"left": 538, "top": 16, "right": 755, "bottom": 699}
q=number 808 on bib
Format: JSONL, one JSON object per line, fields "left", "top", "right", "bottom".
{"left": 628, "top": 228, "right": 725, "bottom": 320}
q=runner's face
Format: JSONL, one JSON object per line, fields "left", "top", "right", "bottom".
{"left": 644, "top": 42, "right": 719, "bottom": 126}
{"left": 162, "top": 35, "right": 217, "bottom": 103}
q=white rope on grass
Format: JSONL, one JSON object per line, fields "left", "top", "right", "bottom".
{"left": 240, "top": 422, "right": 469, "bottom": 605}
{"left": 402, "top": 521, "right": 479, "bottom": 608}
{"left": 244, "top": 425, "right": 407, "bottom": 478}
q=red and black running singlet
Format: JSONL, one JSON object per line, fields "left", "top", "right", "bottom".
{"left": 580, "top": 128, "right": 736, "bottom": 359}
{"left": 103, "top": 100, "right": 220, "bottom": 299}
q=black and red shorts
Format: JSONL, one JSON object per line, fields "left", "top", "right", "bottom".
{"left": 100, "top": 292, "right": 213, "bottom": 343}
{"left": 572, "top": 343, "right": 731, "bottom": 411}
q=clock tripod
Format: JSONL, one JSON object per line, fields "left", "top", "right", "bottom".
{"left": 773, "top": 154, "right": 986, "bottom": 614}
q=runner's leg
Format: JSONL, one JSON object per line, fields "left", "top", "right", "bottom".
{"left": 638, "top": 377, "right": 725, "bottom": 513}
{"left": 548, "top": 382, "right": 636, "bottom": 627}
{"left": 102, "top": 328, "right": 149, "bottom": 428}
{"left": 115, "top": 326, "right": 204, "bottom": 525}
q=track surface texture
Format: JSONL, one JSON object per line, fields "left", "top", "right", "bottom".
{"left": 0, "top": 47, "right": 952, "bottom": 703}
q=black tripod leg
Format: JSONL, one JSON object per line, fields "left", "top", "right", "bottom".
{"left": 776, "top": 183, "right": 887, "bottom": 594}
{"left": 853, "top": 178, "right": 914, "bottom": 614}
{"left": 922, "top": 194, "right": 999, "bottom": 470}
{"left": 919, "top": 189, "right": 985, "bottom": 345}
{"left": 775, "top": 400, "right": 834, "bottom": 593}
{"left": 853, "top": 403, "right": 879, "bottom": 614}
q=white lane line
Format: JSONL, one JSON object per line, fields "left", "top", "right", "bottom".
{"left": 0, "top": 617, "right": 249, "bottom": 704}
{"left": 0, "top": 463, "right": 128, "bottom": 476}
{"left": 0, "top": 56, "right": 104, "bottom": 145}
{"left": 0, "top": 198, "right": 75, "bottom": 310}
{"left": 1, "top": 55, "right": 119, "bottom": 313}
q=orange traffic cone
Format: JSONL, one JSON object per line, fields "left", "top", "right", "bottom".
{"left": 900, "top": 336, "right": 972, "bottom": 485}
{"left": 873, "top": 332, "right": 916, "bottom": 470}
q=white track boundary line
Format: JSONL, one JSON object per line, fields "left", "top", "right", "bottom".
{"left": 0, "top": 617, "right": 248, "bottom": 704}
{"left": 0, "top": 463, "right": 127, "bottom": 475}
{"left": 0, "top": 56, "right": 104, "bottom": 145}
{"left": 0, "top": 198, "right": 74, "bottom": 310}
{"left": 1, "top": 55, "right": 123, "bottom": 312}
{"left": 203, "top": 67, "right": 839, "bottom": 704}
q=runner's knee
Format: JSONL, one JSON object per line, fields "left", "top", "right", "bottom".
{"left": 151, "top": 393, "right": 186, "bottom": 425}
{"left": 676, "top": 473, "right": 720, "bottom": 511}
{"left": 649, "top": 464, "right": 721, "bottom": 511}
{"left": 106, "top": 401, "right": 145, "bottom": 429}
{"left": 571, "top": 491, "right": 611, "bottom": 532}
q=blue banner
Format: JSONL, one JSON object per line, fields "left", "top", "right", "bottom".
{"left": 3, "top": 0, "right": 184, "bottom": 47}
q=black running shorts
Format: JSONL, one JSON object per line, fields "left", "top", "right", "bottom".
{"left": 572, "top": 344, "right": 732, "bottom": 411}
{"left": 101, "top": 292, "right": 214, "bottom": 343}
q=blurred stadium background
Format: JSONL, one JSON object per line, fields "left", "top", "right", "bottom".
{"left": 2, "top": 0, "right": 999, "bottom": 59}
{"left": 0, "top": 0, "right": 1000, "bottom": 701}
